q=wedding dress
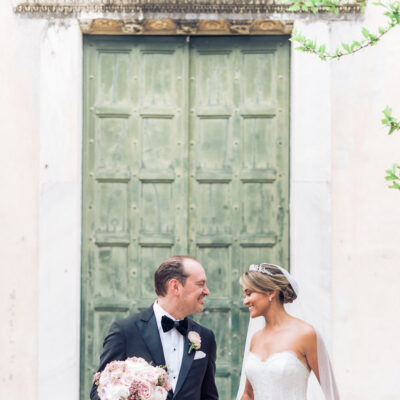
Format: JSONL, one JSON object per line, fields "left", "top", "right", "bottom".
{"left": 244, "top": 351, "right": 309, "bottom": 400}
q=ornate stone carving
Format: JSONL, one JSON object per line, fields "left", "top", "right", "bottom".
{"left": 15, "top": 0, "right": 363, "bottom": 16}
{"left": 250, "top": 20, "right": 292, "bottom": 34}
{"left": 89, "top": 18, "right": 123, "bottom": 34}
{"left": 196, "top": 20, "right": 231, "bottom": 34}
{"left": 143, "top": 19, "right": 178, "bottom": 34}
{"left": 81, "top": 18, "right": 295, "bottom": 35}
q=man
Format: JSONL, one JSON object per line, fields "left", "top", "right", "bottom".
{"left": 90, "top": 255, "right": 218, "bottom": 400}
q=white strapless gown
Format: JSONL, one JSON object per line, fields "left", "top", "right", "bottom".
{"left": 245, "top": 351, "right": 310, "bottom": 400}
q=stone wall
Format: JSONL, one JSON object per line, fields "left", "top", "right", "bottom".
{"left": 0, "top": 1, "right": 42, "bottom": 399}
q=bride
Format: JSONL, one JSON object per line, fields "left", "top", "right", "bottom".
{"left": 237, "top": 263, "right": 340, "bottom": 400}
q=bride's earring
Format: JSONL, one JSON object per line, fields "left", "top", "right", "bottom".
{"left": 269, "top": 296, "right": 272, "bottom": 302}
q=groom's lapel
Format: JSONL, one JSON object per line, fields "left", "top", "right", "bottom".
{"left": 136, "top": 306, "right": 166, "bottom": 367}
{"left": 173, "top": 319, "right": 197, "bottom": 398}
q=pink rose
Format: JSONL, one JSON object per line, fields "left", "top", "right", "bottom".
{"left": 138, "top": 380, "right": 153, "bottom": 399}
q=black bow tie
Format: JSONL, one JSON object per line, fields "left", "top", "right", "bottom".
{"left": 161, "top": 315, "right": 188, "bottom": 336}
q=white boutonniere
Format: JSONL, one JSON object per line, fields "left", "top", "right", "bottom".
{"left": 188, "top": 331, "right": 201, "bottom": 354}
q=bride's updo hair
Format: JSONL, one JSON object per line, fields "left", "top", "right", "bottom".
{"left": 240, "top": 263, "right": 297, "bottom": 304}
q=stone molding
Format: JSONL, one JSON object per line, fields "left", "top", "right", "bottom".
{"left": 80, "top": 18, "right": 294, "bottom": 35}
{"left": 15, "top": 0, "right": 363, "bottom": 16}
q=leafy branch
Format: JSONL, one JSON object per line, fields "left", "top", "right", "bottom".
{"left": 382, "top": 106, "right": 400, "bottom": 135}
{"left": 385, "top": 164, "right": 400, "bottom": 189}
{"left": 287, "top": 0, "right": 366, "bottom": 13}
{"left": 382, "top": 107, "right": 400, "bottom": 189}
{"left": 289, "top": 0, "right": 400, "bottom": 189}
{"left": 290, "top": 1, "right": 400, "bottom": 60}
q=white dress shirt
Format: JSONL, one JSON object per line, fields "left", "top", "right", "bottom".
{"left": 153, "top": 301, "right": 185, "bottom": 391}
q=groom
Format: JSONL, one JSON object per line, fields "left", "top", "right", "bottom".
{"left": 90, "top": 255, "right": 218, "bottom": 400}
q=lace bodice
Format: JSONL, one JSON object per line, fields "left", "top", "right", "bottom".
{"left": 244, "top": 351, "right": 310, "bottom": 400}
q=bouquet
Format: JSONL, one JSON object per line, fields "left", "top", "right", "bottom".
{"left": 93, "top": 356, "right": 171, "bottom": 400}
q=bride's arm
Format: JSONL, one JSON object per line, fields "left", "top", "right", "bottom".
{"left": 305, "top": 329, "right": 341, "bottom": 399}
{"left": 303, "top": 327, "right": 320, "bottom": 381}
{"left": 240, "top": 378, "right": 254, "bottom": 400}
{"left": 239, "top": 333, "right": 259, "bottom": 400}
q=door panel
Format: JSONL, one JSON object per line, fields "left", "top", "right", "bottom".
{"left": 188, "top": 36, "right": 289, "bottom": 397}
{"left": 81, "top": 36, "right": 188, "bottom": 399}
{"left": 81, "top": 35, "right": 289, "bottom": 400}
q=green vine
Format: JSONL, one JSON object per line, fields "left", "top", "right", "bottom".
{"left": 382, "top": 106, "right": 400, "bottom": 135}
{"left": 289, "top": 0, "right": 400, "bottom": 190}
{"left": 290, "top": 1, "right": 400, "bottom": 60}
{"left": 287, "top": 0, "right": 366, "bottom": 13}
{"left": 382, "top": 107, "right": 400, "bottom": 189}
{"left": 385, "top": 164, "right": 400, "bottom": 189}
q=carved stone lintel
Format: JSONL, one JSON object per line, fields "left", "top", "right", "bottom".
{"left": 15, "top": 0, "right": 363, "bottom": 16}
{"left": 81, "top": 18, "right": 295, "bottom": 36}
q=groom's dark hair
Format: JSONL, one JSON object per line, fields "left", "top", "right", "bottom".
{"left": 154, "top": 255, "right": 199, "bottom": 296}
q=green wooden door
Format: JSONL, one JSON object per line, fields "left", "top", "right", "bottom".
{"left": 81, "top": 35, "right": 289, "bottom": 400}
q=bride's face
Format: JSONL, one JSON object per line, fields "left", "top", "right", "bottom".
{"left": 243, "top": 285, "right": 270, "bottom": 318}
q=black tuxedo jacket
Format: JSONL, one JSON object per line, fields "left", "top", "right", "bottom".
{"left": 90, "top": 306, "right": 218, "bottom": 400}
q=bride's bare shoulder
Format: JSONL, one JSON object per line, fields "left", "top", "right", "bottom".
{"left": 251, "top": 328, "right": 264, "bottom": 341}
{"left": 291, "top": 317, "right": 317, "bottom": 341}
{"left": 249, "top": 329, "right": 264, "bottom": 348}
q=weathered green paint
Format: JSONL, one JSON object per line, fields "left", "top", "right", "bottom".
{"left": 81, "top": 35, "right": 290, "bottom": 400}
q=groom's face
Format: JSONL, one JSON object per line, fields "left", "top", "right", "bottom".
{"left": 179, "top": 259, "right": 210, "bottom": 316}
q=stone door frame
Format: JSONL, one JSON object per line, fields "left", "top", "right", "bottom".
{"left": 35, "top": 9, "right": 335, "bottom": 398}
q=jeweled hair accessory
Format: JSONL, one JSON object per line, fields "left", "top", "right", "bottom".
{"left": 248, "top": 263, "right": 275, "bottom": 276}
{"left": 249, "top": 263, "right": 299, "bottom": 296}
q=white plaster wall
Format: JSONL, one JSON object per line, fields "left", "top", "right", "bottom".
{"left": 291, "top": 20, "right": 332, "bottom": 343}
{"left": 0, "top": 2, "right": 82, "bottom": 399}
{"left": 330, "top": 5, "right": 400, "bottom": 400}
{"left": 0, "top": 2, "right": 43, "bottom": 399}
{"left": 290, "top": 20, "right": 333, "bottom": 400}
{"left": 291, "top": 6, "right": 400, "bottom": 398}
{"left": 38, "top": 19, "right": 82, "bottom": 400}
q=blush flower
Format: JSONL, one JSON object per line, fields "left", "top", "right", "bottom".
{"left": 94, "top": 357, "right": 170, "bottom": 400}
{"left": 187, "top": 331, "right": 201, "bottom": 354}
{"left": 138, "top": 380, "right": 153, "bottom": 399}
